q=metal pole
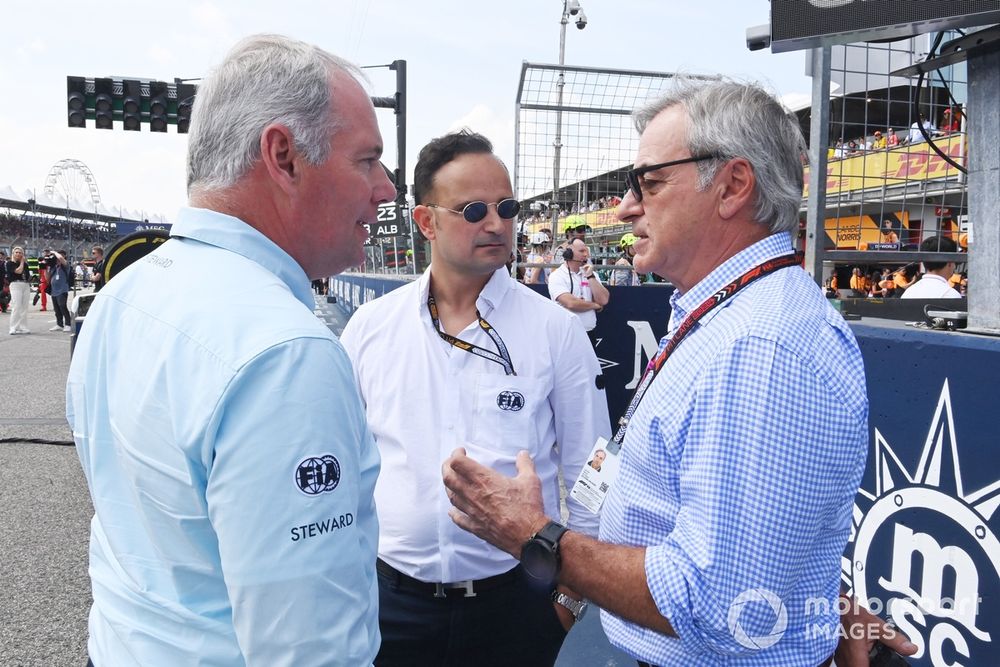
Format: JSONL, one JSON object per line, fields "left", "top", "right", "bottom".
{"left": 513, "top": 74, "right": 523, "bottom": 281}
{"left": 390, "top": 60, "right": 417, "bottom": 277}
{"left": 30, "top": 192, "right": 37, "bottom": 248}
{"left": 391, "top": 60, "right": 407, "bottom": 202}
{"left": 551, "top": 3, "right": 568, "bottom": 235}
{"left": 805, "top": 46, "right": 832, "bottom": 285}
{"left": 966, "top": 46, "right": 1000, "bottom": 332}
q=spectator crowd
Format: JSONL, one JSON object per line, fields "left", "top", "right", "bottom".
{"left": 828, "top": 107, "right": 965, "bottom": 161}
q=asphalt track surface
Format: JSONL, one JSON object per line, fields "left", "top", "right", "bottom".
{"left": 0, "top": 291, "right": 632, "bottom": 666}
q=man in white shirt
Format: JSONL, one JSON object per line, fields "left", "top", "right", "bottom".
{"left": 340, "top": 130, "right": 611, "bottom": 667}
{"left": 548, "top": 238, "right": 610, "bottom": 344}
{"left": 903, "top": 236, "right": 962, "bottom": 299}
{"left": 908, "top": 114, "right": 937, "bottom": 144}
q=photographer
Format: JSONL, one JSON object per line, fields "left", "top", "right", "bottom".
{"left": 44, "top": 249, "right": 72, "bottom": 332}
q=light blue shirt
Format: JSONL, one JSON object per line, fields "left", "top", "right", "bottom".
{"left": 600, "top": 233, "right": 868, "bottom": 666}
{"left": 67, "top": 207, "right": 381, "bottom": 666}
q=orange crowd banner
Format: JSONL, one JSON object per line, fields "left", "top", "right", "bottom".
{"left": 824, "top": 212, "right": 911, "bottom": 250}
{"left": 804, "top": 135, "right": 967, "bottom": 198}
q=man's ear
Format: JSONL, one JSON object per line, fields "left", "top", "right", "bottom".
{"left": 717, "top": 157, "right": 756, "bottom": 221}
{"left": 259, "top": 123, "right": 299, "bottom": 195}
{"left": 412, "top": 205, "right": 437, "bottom": 241}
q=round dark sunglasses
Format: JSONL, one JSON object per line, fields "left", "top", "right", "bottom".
{"left": 427, "top": 198, "right": 521, "bottom": 223}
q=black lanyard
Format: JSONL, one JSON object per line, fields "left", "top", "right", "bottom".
{"left": 612, "top": 253, "right": 800, "bottom": 447}
{"left": 427, "top": 294, "right": 516, "bottom": 376}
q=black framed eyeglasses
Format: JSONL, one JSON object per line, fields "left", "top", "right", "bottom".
{"left": 427, "top": 198, "right": 521, "bottom": 223}
{"left": 625, "top": 154, "right": 722, "bottom": 202}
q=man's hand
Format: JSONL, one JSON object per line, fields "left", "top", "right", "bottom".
{"left": 442, "top": 448, "right": 549, "bottom": 557}
{"left": 834, "top": 595, "right": 918, "bottom": 667}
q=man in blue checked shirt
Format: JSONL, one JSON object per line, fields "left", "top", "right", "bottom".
{"left": 444, "top": 79, "right": 917, "bottom": 666}
{"left": 68, "top": 35, "right": 396, "bottom": 666}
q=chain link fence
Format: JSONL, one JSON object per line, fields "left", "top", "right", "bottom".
{"left": 514, "top": 62, "right": 714, "bottom": 267}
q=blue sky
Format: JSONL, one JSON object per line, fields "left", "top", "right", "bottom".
{"left": 0, "top": 0, "right": 812, "bottom": 219}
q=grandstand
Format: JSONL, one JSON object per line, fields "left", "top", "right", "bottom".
{"left": 1, "top": 184, "right": 171, "bottom": 260}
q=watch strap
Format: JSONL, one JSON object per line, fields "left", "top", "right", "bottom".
{"left": 534, "top": 520, "right": 569, "bottom": 548}
{"left": 551, "top": 591, "right": 588, "bottom": 620}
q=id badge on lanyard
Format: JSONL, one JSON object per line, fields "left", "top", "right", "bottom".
{"left": 570, "top": 437, "right": 621, "bottom": 515}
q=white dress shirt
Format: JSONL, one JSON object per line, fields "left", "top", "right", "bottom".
{"left": 901, "top": 273, "right": 961, "bottom": 298}
{"left": 548, "top": 263, "right": 602, "bottom": 331}
{"left": 341, "top": 267, "right": 610, "bottom": 583}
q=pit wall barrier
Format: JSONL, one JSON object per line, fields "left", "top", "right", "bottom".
{"left": 332, "top": 272, "right": 999, "bottom": 665}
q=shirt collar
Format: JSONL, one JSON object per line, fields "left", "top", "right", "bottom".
{"left": 170, "top": 207, "right": 313, "bottom": 310}
{"left": 669, "top": 232, "right": 795, "bottom": 328}
{"left": 918, "top": 273, "right": 951, "bottom": 287}
{"left": 416, "top": 266, "right": 513, "bottom": 321}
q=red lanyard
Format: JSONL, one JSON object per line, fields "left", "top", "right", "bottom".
{"left": 611, "top": 253, "right": 800, "bottom": 446}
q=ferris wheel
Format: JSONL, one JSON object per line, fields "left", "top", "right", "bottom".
{"left": 43, "top": 158, "right": 102, "bottom": 210}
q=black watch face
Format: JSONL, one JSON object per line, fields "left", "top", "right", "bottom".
{"left": 521, "top": 539, "right": 558, "bottom": 583}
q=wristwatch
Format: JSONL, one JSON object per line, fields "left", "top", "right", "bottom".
{"left": 552, "top": 590, "right": 589, "bottom": 621}
{"left": 520, "top": 520, "right": 568, "bottom": 584}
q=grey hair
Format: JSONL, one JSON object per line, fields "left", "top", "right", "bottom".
{"left": 633, "top": 78, "right": 806, "bottom": 234}
{"left": 186, "top": 34, "right": 365, "bottom": 196}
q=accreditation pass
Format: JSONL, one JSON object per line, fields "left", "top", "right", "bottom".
{"left": 570, "top": 437, "right": 621, "bottom": 514}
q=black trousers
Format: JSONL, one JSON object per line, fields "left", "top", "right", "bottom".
{"left": 375, "top": 565, "right": 568, "bottom": 667}
{"left": 52, "top": 292, "right": 71, "bottom": 328}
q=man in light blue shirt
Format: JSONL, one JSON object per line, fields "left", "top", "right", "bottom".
{"left": 67, "top": 34, "right": 396, "bottom": 666}
{"left": 442, "top": 79, "right": 918, "bottom": 666}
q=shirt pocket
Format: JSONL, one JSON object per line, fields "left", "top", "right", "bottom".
{"left": 467, "top": 374, "right": 549, "bottom": 478}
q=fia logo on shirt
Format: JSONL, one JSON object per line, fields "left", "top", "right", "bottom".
{"left": 496, "top": 391, "right": 525, "bottom": 412}
{"left": 295, "top": 455, "right": 341, "bottom": 496}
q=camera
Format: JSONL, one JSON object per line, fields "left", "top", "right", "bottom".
{"left": 42, "top": 254, "right": 58, "bottom": 268}
{"left": 575, "top": 9, "right": 588, "bottom": 29}
{"left": 566, "top": 0, "right": 582, "bottom": 15}
{"left": 745, "top": 24, "right": 771, "bottom": 51}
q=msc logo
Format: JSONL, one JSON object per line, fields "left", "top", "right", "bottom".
{"left": 496, "top": 391, "right": 525, "bottom": 412}
{"left": 295, "top": 455, "right": 341, "bottom": 496}
{"left": 847, "top": 380, "right": 999, "bottom": 667}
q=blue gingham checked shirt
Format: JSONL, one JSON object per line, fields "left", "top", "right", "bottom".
{"left": 599, "top": 232, "right": 868, "bottom": 666}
